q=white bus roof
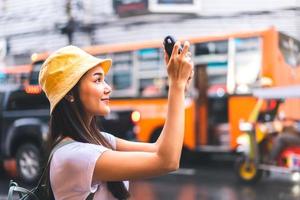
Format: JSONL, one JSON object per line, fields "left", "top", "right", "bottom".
{"left": 252, "top": 85, "right": 300, "bottom": 99}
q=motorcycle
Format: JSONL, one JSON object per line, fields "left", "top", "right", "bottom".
{"left": 235, "top": 85, "right": 300, "bottom": 183}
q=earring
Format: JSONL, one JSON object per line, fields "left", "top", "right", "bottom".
{"left": 70, "top": 98, "right": 74, "bottom": 102}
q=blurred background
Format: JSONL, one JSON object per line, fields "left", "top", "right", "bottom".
{"left": 0, "top": 0, "right": 300, "bottom": 65}
{"left": 1, "top": 0, "right": 300, "bottom": 199}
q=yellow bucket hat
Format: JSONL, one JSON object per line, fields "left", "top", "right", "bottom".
{"left": 38, "top": 45, "right": 112, "bottom": 114}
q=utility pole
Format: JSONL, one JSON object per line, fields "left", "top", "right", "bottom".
{"left": 59, "top": 0, "right": 94, "bottom": 45}
{"left": 61, "top": 0, "right": 76, "bottom": 44}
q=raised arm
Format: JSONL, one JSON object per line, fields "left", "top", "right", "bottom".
{"left": 93, "top": 41, "right": 193, "bottom": 181}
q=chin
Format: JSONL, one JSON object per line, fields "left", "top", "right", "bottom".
{"left": 99, "top": 108, "right": 110, "bottom": 116}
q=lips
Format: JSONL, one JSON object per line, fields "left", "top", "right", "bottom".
{"left": 101, "top": 98, "right": 110, "bottom": 104}
{"left": 101, "top": 98, "right": 110, "bottom": 101}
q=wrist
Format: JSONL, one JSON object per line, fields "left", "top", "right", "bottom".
{"left": 169, "top": 81, "right": 186, "bottom": 90}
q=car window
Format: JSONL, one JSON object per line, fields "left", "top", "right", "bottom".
{"left": 7, "top": 90, "right": 49, "bottom": 111}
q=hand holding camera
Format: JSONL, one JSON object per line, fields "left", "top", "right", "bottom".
{"left": 163, "top": 36, "right": 194, "bottom": 90}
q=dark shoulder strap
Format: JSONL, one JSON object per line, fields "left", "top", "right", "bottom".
{"left": 42, "top": 140, "right": 95, "bottom": 200}
{"left": 49, "top": 140, "right": 75, "bottom": 161}
{"left": 36, "top": 140, "right": 75, "bottom": 187}
{"left": 86, "top": 192, "right": 95, "bottom": 200}
{"left": 52, "top": 140, "right": 95, "bottom": 200}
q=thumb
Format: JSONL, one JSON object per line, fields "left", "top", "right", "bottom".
{"left": 163, "top": 49, "right": 169, "bottom": 65}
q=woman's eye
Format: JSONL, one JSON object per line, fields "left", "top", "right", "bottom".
{"left": 95, "top": 78, "right": 102, "bottom": 83}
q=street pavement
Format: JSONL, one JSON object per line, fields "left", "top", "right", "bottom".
{"left": 130, "top": 165, "right": 300, "bottom": 200}
{"left": 1, "top": 158, "right": 300, "bottom": 200}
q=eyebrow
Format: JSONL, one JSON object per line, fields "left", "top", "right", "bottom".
{"left": 93, "top": 72, "right": 104, "bottom": 77}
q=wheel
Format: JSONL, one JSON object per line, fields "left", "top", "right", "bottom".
{"left": 16, "top": 143, "right": 42, "bottom": 184}
{"left": 235, "top": 156, "right": 262, "bottom": 184}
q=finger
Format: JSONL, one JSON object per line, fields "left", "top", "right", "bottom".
{"left": 186, "top": 52, "right": 192, "bottom": 58}
{"left": 181, "top": 41, "right": 190, "bottom": 57}
{"left": 163, "top": 49, "right": 169, "bottom": 64}
{"left": 185, "top": 78, "right": 192, "bottom": 93}
{"left": 164, "top": 51, "right": 168, "bottom": 60}
{"left": 185, "top": 53, "right": 192, "bottom": 62}
{"left": 188, "top": 70, "right": 194, "bottom": 80}
{"left": 186, "top": 70, "right": 193, "bottom": 82}
{"left": 162, "top": 43, "right": 169, "bottom": 60}
{"left": 171, "top": 41, "right": 181, "bottom": 57}
{"left": 164, "top": 49, "right": 168, "bottom": 58}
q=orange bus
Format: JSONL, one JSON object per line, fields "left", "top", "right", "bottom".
{"left": 30, "top": 27, "right": 300, "bottom": 153}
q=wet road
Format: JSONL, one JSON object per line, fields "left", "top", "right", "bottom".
{"left": 130, "top": 165, "right": 300, "bottom": 200}
{"left": 1, "top": 159, "right": 300, "bottom": 200}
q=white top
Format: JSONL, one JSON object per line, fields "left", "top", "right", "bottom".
{"left": 50, "top": 132, "right": 129, "bottom": 200}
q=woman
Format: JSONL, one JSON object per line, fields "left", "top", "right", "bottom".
{"left": 38, "top": 41, "right": 193, "bottom": 199}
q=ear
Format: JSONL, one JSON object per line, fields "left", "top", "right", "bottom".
{"left": 64, "top": 93, "right": 75, "bottom": 102}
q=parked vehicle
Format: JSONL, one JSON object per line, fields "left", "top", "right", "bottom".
{"left": 235, "top": 85, "right": 300, "bottom": 183}
{"left": 0, "top": 83, "right": 137, "bottom": 184}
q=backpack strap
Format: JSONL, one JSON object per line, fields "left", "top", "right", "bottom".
{"left": 8, "top": 180, "right": 39, "bottom": 200}
{"left": 9, "top": 186, "right": 39, "bottom": 200}
{"left": 36, "top": 140, "right": 75, "bottom": 188}
{"left": 86, "top": 192, "right": 95, "bottom": 200}
{"left": 41, "top": 139, "right": 95, "bottom": 200}
{"left": 8, "top": 140, "right": 96, "bottom": 200}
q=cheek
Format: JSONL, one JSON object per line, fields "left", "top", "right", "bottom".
{"left": 80, "top": 85, "right": 104, "bottom": 108}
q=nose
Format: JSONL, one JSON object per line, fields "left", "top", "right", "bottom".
{"left": 104, "top": 81, "right": 112, "bottom": 95}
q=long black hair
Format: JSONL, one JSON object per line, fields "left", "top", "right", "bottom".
{"left": 46, "top": 82, "right": 130, "bottom": 200}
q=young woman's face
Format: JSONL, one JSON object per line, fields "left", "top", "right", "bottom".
{"left": 78, "top": 65, "right": 112, "bottom": 116}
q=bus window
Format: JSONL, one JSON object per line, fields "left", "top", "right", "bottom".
{"left": 111, "top": 52, "right": 136, "bottom": 97}
{"left": 195, "top": 40, "right": 228, "bottom": 56}
{"left": 95, "top": 54, "right": 113, "bottom": 85}
{"left": 137, "top": 48, "right": 162, "bottom": 71}
{"left": 279, "top": 32, "right": 300, "bottom": 68}
{"left": 139, "top": 77, "right": 168, "bottom": 97}
{"left": 231, "top": 37, "right": 262, "bottom": 94}
{"left": 113, "top": 71, "right": 131, "bottom": 90}
{"left": 137, "top": 48, "right": 167, "bottom": 97}
{"left": 195, "top": 40, "right": 228, "bottom": 86}
{"left": 194, "top": 40, "right": 228, "bottom": 98}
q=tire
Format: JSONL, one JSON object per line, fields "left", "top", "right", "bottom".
{"left": 235, "top": 156, "right": 262, "bottom": 184}
{"left": 16, "top": 143, "right": 42, "bottom": 184}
